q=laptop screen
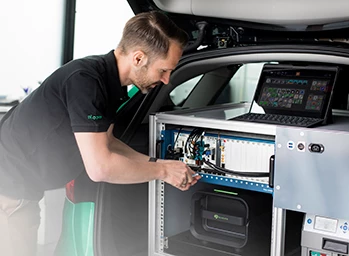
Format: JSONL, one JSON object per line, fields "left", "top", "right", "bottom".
{"left": 250, "top": 64, "right": 339, "bottom": 119}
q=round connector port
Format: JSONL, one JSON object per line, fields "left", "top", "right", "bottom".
{"left": 308, "top": 143, "right": 324, "bottom": 153}
{"left": 297, "top": 143, "right": 305, "bottom": 151}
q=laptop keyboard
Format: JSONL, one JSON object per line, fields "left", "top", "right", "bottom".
{"left": 232, "top": 113, "right": 323, "bottom": 127}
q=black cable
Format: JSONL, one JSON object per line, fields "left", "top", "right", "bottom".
{"left": 184, "top": 129, "right": 268, "bottom": 178}
{"left": 173, "top": 128, "right": 182, "bottom": 147}
{"left": 168, "top": 128, "right": 183, "bottom": 151}
{"left": 185, "top": 128, "right": 205, "bottom": 159}
{"left": 165, "top": 128, "right": 184, "bottom": 160}
{"left": 203, "top": 160, "right": 269, "bottom": 177}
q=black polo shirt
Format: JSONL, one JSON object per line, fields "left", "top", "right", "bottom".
{"left": 0, "top": 50, "right": 128, "bottom": 200}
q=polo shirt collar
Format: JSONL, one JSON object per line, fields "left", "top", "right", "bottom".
{"left": 104, "top": 50, "right": 129, "bottom": 108}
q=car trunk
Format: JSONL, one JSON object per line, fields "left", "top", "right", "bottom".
{"left": 93, "top": 45, "right": 349, "bottom": 256}
{"left": 93, "top": 1, "right": 349, "bottom": 255}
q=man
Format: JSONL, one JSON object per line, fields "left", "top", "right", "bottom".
{"left": 0, "top": 11, "right": 200, "bottom": 256}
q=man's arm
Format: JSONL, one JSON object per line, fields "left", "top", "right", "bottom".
{"left": 106, "top": 124, "right": 150, "bottom": 162}
{"left": 74, "top": 124, "right": 200, "bottom": 190}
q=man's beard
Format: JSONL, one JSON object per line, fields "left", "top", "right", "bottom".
{"left": 134, "top": 67, "right": 161, "bottom": 94}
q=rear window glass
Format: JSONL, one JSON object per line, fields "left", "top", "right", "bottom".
{"left": 168, "top": 63, "right": 265, "bottom": 109}
{"left": 170, "top": 76, "right": 203, "bottom": 106}
{"left": 214, "top": 63, "right": 264, "bottom": 105}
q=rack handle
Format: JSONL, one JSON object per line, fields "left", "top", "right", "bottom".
{"left": 269, "top": 155, "right": 275, "bottom": 188}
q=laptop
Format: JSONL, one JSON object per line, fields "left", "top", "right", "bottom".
{"left": 231, "top": 64, "right": 339, "bottom": 128}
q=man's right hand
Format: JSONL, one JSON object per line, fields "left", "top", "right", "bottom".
{"left": 157, "top": 159, "right": 201, "bottom": 191}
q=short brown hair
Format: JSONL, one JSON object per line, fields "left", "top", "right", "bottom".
{"left": 118, "top": 11, "right": 188, "bottom": 60}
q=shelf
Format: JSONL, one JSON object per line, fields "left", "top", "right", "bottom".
{"left": 198, "top": 172, "right": 273, "bottom": 194}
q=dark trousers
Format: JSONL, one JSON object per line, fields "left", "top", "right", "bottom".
{"left": 0, "top": 194, "right": 40, "bottom": 256}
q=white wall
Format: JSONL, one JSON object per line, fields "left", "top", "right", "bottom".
{"left": 74, "top": 0, "right": 134, "bottom": 59}
{"left": 0, "top": 0, "right": 64, "bottom": 101}
{"left": 0, "top": 0, "right": 65, "bottom": 250}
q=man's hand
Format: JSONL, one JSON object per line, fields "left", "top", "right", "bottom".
{"left": 157, "top": 159, "right": 201, "bottom": 191}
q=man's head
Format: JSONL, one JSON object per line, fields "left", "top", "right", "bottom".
{"left": 116, "top": 11, "right": 188, "bottom": 94}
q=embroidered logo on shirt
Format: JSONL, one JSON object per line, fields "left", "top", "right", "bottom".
{"left": 88, "top": 115, "right": 102, "bottom": 120}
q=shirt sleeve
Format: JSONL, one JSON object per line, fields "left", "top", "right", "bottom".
{"left": 64, "top": 71, "right": 114, "bottom": 132}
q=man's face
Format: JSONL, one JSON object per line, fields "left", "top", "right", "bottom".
{"left": 133, "top": 41, "right": 183, "bottom": 94}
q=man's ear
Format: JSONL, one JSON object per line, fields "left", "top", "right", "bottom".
{"left": 133, "top": 50, "right": 148, "bottom": 67}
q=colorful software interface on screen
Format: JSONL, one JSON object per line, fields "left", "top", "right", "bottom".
{"left": 251, "top": 65, "right": 338, "bottom": 118}
{"left": 258, "top": 77, "right": 330, "bottom": 112}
